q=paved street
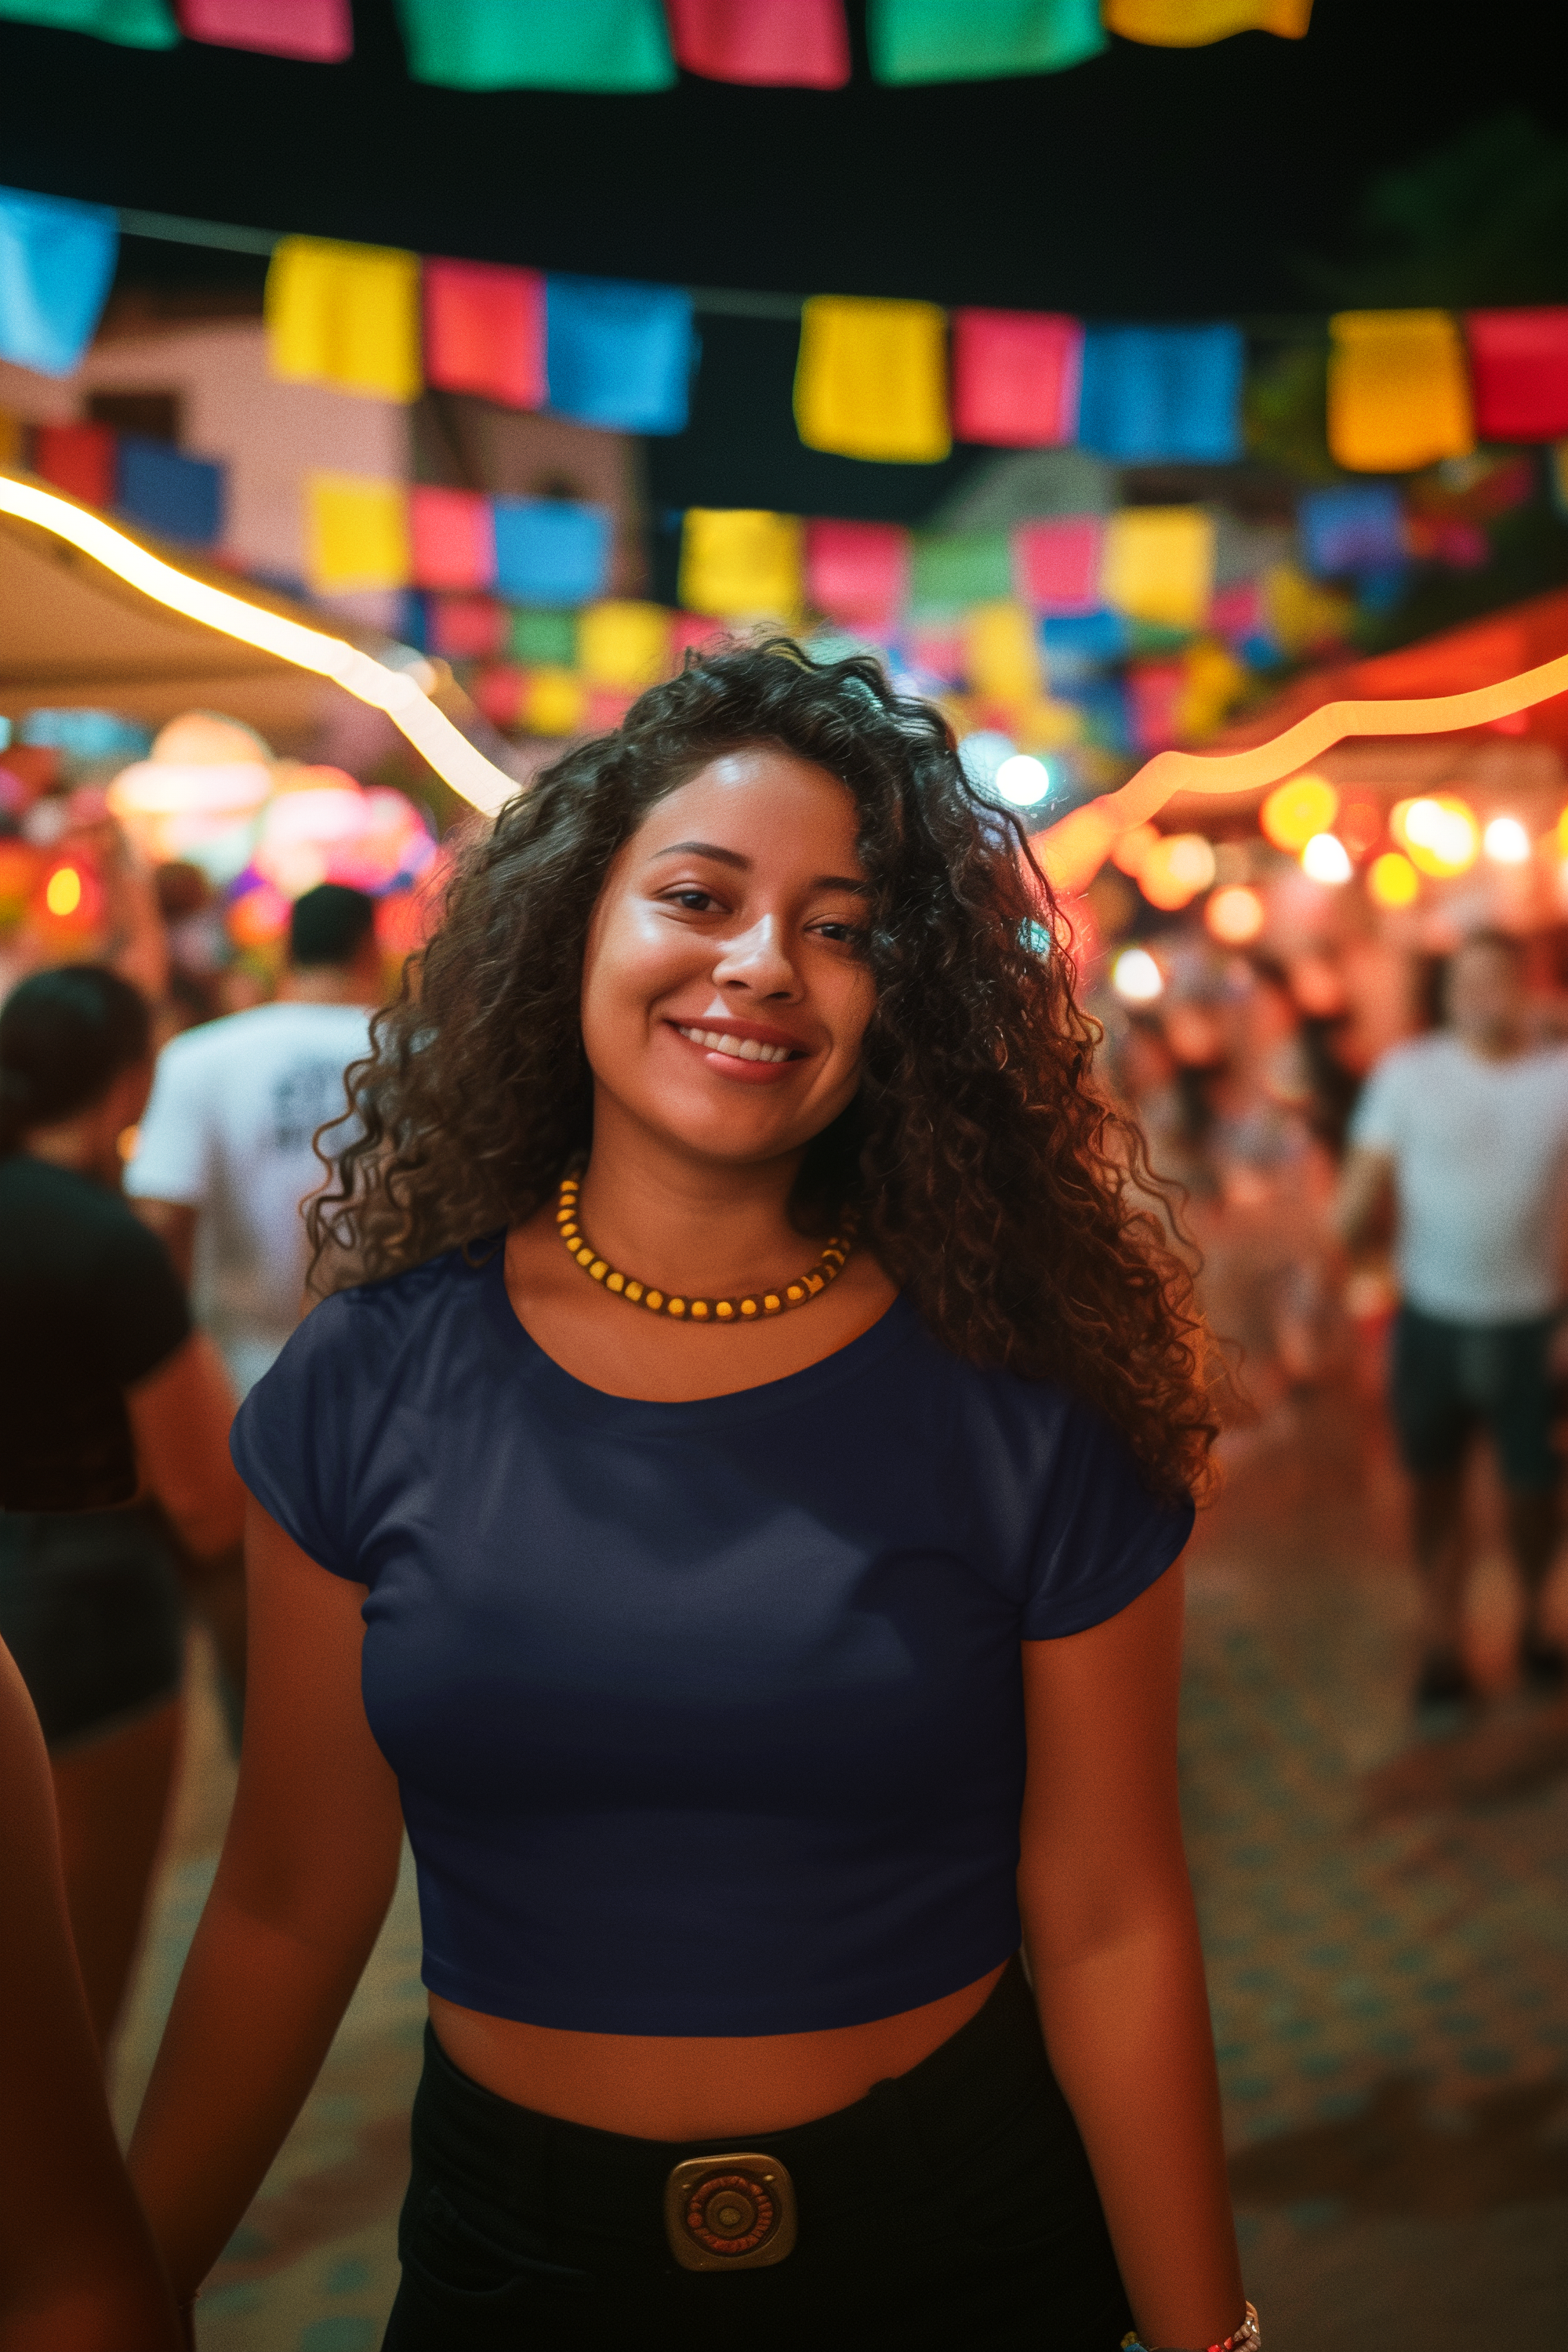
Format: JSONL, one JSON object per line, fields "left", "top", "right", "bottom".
{"left": 114, "top": 1370, "right": 1568, "bottom": 2351}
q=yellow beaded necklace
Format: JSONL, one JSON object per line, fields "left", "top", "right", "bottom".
{"left": 555, "top": 1174, "right": 856, "bottom": 1324}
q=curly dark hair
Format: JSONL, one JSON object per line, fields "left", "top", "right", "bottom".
{"left": 311, "top": 641, "right": 1216, "bottom": 1501}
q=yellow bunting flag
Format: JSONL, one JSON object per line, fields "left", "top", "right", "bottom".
{"left": 794, "top": 296, "right": 950, "bottom": 464}
{"left": 1105, "top": 0, "right": 1312, "bottom": 42}
{"left": 577, "top": 600, "right": 673, "bottom": 690}
{"left": 1327, "top": 311, "right": 1474, "bottom": 474}
{"left": 522, "top": 668, "right": 588, "bottom": 737}
{"left": 267, "top": 236, "right": 423, "bottom": 404}
{"left": 306, "top": 474, "right": 411, "bottom": 593}
{"left": 1100, "top": 507, "right": 1214, "bottom": 630}
{"left": 965, "top": 601, "right": 1040, "bottom": 703}
{"left": 680, "top": 510, "right": 804, "bottom": 619}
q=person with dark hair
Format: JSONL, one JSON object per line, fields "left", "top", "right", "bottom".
{"left": 1338, "top": 927, "right": 1568, "bottom": 1706}
{"left": 0, "top": 1633, "right": 183, "bottom": 2349}
{"left": 0, "top": 965, "right": 245, "bottom": 2052}
{"left": 129, "top": 647, "right": 1250, "bottom": 2352}
{"left": 127, "top": 881, "right": 382, "bottom": 1398}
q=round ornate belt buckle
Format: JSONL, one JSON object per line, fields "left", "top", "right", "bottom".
{"left": 663, "top": 2151, "right": 798, "bottom": 2273}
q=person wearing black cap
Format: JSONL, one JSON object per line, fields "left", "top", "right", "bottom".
{"left": 128, "top": 883, "right": 383, "bottom": 1399}
{"left": 0, "top": 964, "right": 245, "bottom": 2053}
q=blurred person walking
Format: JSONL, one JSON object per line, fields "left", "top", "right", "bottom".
{"left": 0, "top": 967, "right": 245, "bottom": 2052}
{"left": 0, "top": 1633, "right": 183, "bottom": 2350}
{"left": 127, "top": 884, "right": 380, "bottom": 1399}
{"left": 1336, "top": 929, "right": 1568, "bottom": 1706}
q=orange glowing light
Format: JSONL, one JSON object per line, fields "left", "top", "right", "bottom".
{"left": 44, "top": 864, "right": 82, "bottom": 917}
{"left": 1110, "top": 822, "right": 1161, "bottom": 880}
{"left": 1260, "top": 774, "right": 1338, "bottom": 853}
{"left": 1138, "top": 833, "right": 1217, "bottom": 911}
{"left": 1369, "top": 851, "right": 1419, "bottom": 908}
{"left": 1205, "top": 884, "right": 1265, "bottom": 944}
{"left": 1338, "top": 796, "right": 1383, "bottom": 859}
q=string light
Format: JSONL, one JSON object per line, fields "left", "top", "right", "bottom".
{"left": 1205, "top": 884, "right": 1265, "bottom": 944}
{"left": 0, "top": 472, "right": 513, "bottom": 818}
{"left": 1112, "top": 946, "right": 1163, "bottom": 1004}
{"left": 1301, "top": 832, "right": 1352, "bottom": 885}
{"left": 1482, "top": 815, "right": 1530, "bottom": 865}
{"left": 44, "top": 864, "right": 82, "bottom": 916}
{"left": 1369, "top": 851, "right": 1419, "bottom": 908}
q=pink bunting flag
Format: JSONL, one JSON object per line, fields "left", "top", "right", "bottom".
{"left": 667, "top": 0, "right": 850, "bottom": 85}
{"left": 409, "top": 488, "right": 497, "bottom": 591}
{"left": 426, "top": 595, "right": 507, "bottom": 661}
{"left": 952, "top": 310, "right": 1082, "bottom": 448}
{"left": 1464, "top": 310, "right": 1568, "bottom": 443}
{"left": 1013, "top": 517, "right": 1103, "bottom": 615}
{"left": 178, "top": 0, "right": 352, "bottom": 60}
{"left": 805, "top": 518, "right": 910, "bottom": 626}
{"left": 424, "top": 258, "right": 546, "bottom": 411}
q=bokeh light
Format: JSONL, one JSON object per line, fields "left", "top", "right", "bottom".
{"left": 1393, "top": 794, "right": 1479, "bottom": 877}
{"left": 1138, "top": 833, "right": 1216, "bottom": 911}
{"left": 1205, "top": 884, "right": 1266, "bottom": 944}
{"left": 1261, "top": 774, "right": 1338, "bottom": 853}
{"left": 1337, "top": 796, "right": 1384, "bottom": 859}
{"left": 1369, "top": 850, "right": 1420, "bottom": 908}
{"left": 1301, "top": 832, "right": 1352, "bottom": 885}
{"left": 993, "top": 752, "right": 1051, "bottom": 807}
{"left": 44, "top": 863, "right": 82, "bottom": 916}
{"left": 1483, "top": 815, "right": 1530, "bottom": 865}
{"left": 1112, "top": 946, "right": 1163, "bottom": 1004}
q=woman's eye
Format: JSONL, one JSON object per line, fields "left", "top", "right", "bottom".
{"left": 666, "top": 889, "right": 717, "bottom": 912}
{"left": 813, "top": 920, "right": 866, "bottom": 948}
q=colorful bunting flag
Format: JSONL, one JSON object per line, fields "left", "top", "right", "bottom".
{"left": 307, "top": 474, "right": 412, "bottom": 593}
{"left": 1100, "top": 507, "right": 1214, "bottom": 630}
{"left": 965, "top": 601, "right": 1040, "bottom": 702}
{"left": 805, "top": 519, "right": 909, "bottom": 626}
{"left": 1298, "top": 485, "right": 1406, "bottom": 579}
{"left": 267, "top": 237, "right": 422, "bottom": 404}
{"left": 521, "top": 666, "right": 589, "bottom": 735}
{"left": 0, "top": 186, "right": 118, "bottom": 377}
{"left": 426, "top": 593, "right": 506, "bottom": 660}
{"left": 1013, "top": 515, "right": 1103, "bottom": 614}
{"left": 1104, "top": 0, "right": 1312, "bottom": 43}
{"left": 794, "top": 296, "right": 950, "bottom": 464}
{"left": 177, "top": 0, "right": 352, "bottom": 58}
{"left": 1327, "top": 311, "right": 1473, "bottom": 474}
{"left": 578, "top": 600, "right": 672, "bottom": 688}
{"left": 909, "top": 531, "right": 1012, "bottom": 611}
{"left": 0, "top": 0, "right": 176, "bottom": 45}
{"left": 408, "top": 486, "right": 496, "bottom": 590}
{"left": 394, "top": 0, "right": 674, "bottom": 91}
{"left": 669, "top": 611, "right": 725, "bottom": 662}
{"left": 1040, "top": 608, "right": 1129, "bottom": 681}
{"left": 423, "top": 259, "right": 546, "bottom": 410}
{"left": 866, "top": 0, "right": 1105, "bottom": 82}
{"left": 1077, "top": 325, "right": 1243, "bottom": 463}
{"left": 545, "top": 277, "right": 694, "bottom": 435}
{"left": 667, "top": 0, "right": 850, "bottom": 86}
{"left": 117, "top": 437, "right": 225, "bottom": 546}
{"left": 1464, "top": 310, "right": 1568, "bottom": 444}
{"left": 508, "top": 608, "right": 578, "bottom": 665}
{"left": 951, "top": 310, "right": 1082, "bottom": 448}
{"left": 680, "top": 509, "right": 803, "bottom": 618}
{"left": 492, "top": 496, "right": 613, "bottom": 606}
{"left": 33, "top": 422, "right": 117, "bottom": 507}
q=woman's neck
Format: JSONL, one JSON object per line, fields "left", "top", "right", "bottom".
{"left": 576, "top": 1104, "right": 819, "bottom": 1301}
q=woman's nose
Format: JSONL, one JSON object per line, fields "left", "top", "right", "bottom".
{"left": 711, "top": 915, "right": 800, "bottom": 998}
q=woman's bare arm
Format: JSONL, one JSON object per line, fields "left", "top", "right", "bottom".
{"left": 1019, "top": 1563, "right": 1245, "bottom": 2352}
{"left": 0, "top": 1638, "right": 182, "bottom": 2352}
{"left": 127, "top": 1499, "right": 404, "bottom": 2302}
{"left": 125, "top": 1333, "right": 245, "bottom": 1563}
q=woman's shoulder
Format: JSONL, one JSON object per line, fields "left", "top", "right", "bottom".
{"left": 279, "top": 1240, "right": 499, "bottom": 1379}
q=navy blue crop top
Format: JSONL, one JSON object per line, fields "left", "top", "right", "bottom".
{"left": 230, "top": 1243, "right": 1192, "bottom": 2035}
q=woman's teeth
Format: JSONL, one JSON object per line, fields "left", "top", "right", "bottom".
{"left": 677, "top": 1025, "right": 795, "bottom": 1065}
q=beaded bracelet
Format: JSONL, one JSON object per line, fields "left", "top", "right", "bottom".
{"left": 1122, "top": 2301, "right": 1260, "bottom": 2352}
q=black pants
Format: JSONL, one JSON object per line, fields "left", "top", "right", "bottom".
{"left": 0, "top": 1505, "right": 183, "bottom": 1749}
{"left": 383, "top": 1958, "right": 1134, "bottom": 2351}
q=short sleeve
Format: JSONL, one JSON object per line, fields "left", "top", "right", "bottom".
{"left": 96, "top": 1214, "right": 192, "bottom": 1388}
{"left": 1019, "top": 1396, "right": 1194, "bottom": 1640}
{"left": 1346, "top": 1054, "right": 1403, "bottom": 1155}
{"left": 125, "top": 1036, "right": 212, "bottom": 1207}
{"left": 230, "top": 1294, "right": 364, "bottom": 1578}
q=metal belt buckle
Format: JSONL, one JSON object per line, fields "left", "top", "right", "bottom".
{"left": 663, "top": 2151, "right": 798, "bottom": 2273}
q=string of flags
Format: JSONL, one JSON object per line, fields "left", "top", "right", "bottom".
{"left": 0, "top": 0, "right": 1313, "bottom": 82}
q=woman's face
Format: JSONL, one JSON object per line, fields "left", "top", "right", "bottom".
{"left": 580, "top": 747, "right": 876, "bottom": 1168}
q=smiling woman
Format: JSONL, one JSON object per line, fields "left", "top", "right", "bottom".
{"left": 127, "top": 644, "right": 1250, "bottom": 2352}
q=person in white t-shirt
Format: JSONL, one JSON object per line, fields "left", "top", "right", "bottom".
{"left": 1336, "top": 929, "right": 1568, "bottom": 1705}
{"left": 127, "top": 884, "right": 380, "bottom": 1399}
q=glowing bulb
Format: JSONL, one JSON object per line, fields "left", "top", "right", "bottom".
{"left": 993, "top": 753, "right": 1050, "bottom": 807}
{"left": 1261, "top": 774, "right": 1338, "bottom": 853}
{"left": 1205, "top": 884, "right": 1265, "bottom": 945}
{"left": 959, "top": 731, "right": 1016, "bottom": 790}
{"left": 1112, "top": 947, "right": 1163, "bottom": 1004}
{"left": 1138, "top": 833, "right": 1216, "bottom": 911}
{"left": 1397, "top": 794, "right": 1479, "bottom": 877}
{"left": 1301, "top": 833, "right": 1352, "bottom": 885}
{"left": 1369, "top": 851, "right": 1419, "bottom": 909}
{"left": 1483, "top": 815, "right": 1530, "bottom": 865}
{"left": 45, "top": 864, "right": 82, "bottom": 916}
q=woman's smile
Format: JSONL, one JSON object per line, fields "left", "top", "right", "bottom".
{"left": 669, "top": 1016, "right": 811, "bottom": 1079}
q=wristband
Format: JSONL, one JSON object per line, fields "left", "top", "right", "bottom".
{"left": 1122, "top": 2300, "right": 1260, "bottom": 2352}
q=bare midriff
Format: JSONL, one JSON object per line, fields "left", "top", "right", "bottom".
{"left": 429, "top": 1960, "right": 1009, "bottom": 2140}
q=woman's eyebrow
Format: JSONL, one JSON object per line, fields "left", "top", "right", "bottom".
{"left": 651, "top": 841, "right": 870, "bottom": 895}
